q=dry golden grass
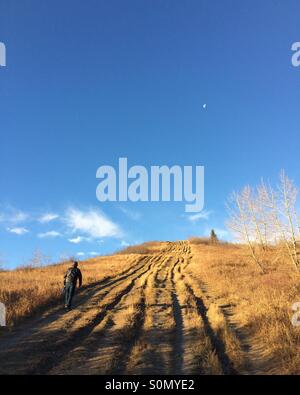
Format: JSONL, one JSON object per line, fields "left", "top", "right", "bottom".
{"left": 0, "top": 255, "right": 138, "bottom": 327}
{"left": 188, "top": 243, "right": 300, "bottom": 374}
{"left": 189, "top": 237, "right": 211, "bottom": 245}
{"left": 2, "top": 240, "right": 300, "bottom": 374}
{"left": 117, "top": 241, "right": 161, "bottom": 255}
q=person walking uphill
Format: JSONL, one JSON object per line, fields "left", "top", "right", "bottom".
{"left": 63, "top": 261, "right": 82, "bottom": 311}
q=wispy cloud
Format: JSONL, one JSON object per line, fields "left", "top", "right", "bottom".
{"left": 65, "top": 207, "right": 121, "bottom": 239}
{"left": 187, "top": 210, "right": 212, "bottom": 222}
{"left": 10, "top": 210, "right": 29, "bottom": 223}
{"left": 0, "top": 207, "right": 29, "bottom": 224}
{"left": 68, "top": 235, "right": 90, "bottom": 244}
{"left": 76, "top": 251, "right": 99, "bottom": 257}
{"left": 119, "top": 207, "right": 141, "bottom": 221}
{"left": 7, "top": 227, "right": 29, "bottom": 235}
{"left": 38, "top": 213, "right": 59, "bottom": 223}
{"left": 37, "top": 231, "right": 61, "bottom": 238}
{"left": 89, "top": 251, "right": 99, "bottom": 256}
{"left": 68, "top": 236, "right": 83, "bottom": 244}
{"left": 121, "top": 240, "right": 130, "bottom": 247}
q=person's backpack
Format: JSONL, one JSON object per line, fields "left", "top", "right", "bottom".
{"left": 65, "top": 267, "right": 78, "bottom": 284}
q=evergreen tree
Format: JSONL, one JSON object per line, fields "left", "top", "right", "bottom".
{"left": 210, "top": 229, "right": 218, "bottom": 244}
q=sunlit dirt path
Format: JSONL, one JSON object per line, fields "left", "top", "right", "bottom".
{"left": 0, "top": 241, "right": 264, "bottom": 375}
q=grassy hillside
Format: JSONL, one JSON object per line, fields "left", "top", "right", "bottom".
{"left": 1, "top": 240, "right": 300, "bottom": 374}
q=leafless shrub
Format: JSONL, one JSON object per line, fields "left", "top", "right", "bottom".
{"left": 117, "top": 242, "right": 159, "bottom": 255}
{"left": 227, "top": 170, "right": 300, "bottom": 271}
{"left": 189, "top": 237, "right": 211, "bottom": 245}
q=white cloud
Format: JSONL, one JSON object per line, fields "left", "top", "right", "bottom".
{"left": 7, "top": 227, "right": 29, "bottom": 235}
{"left": 89, "top": 251, "right": 99, "bottom": 256}
{"left": 68, "top": 236, "right": 85, "bottom": 244}
{"left": 76, "top": 252, "right": 85, "bottom": 257}
{"left": 121, "top": 240, "right": 130, "bottom": 247}
{"left": 65, "top": 208, "right": 121, "bottom": 239}
{"left": 187, "top": 210, "right": 212, "bottom": 222}
{"left": 38, "top": 231, "right": 61, "bottom": 238}
{"left": 38, "top": 213, "right": 59, "bottom": 223}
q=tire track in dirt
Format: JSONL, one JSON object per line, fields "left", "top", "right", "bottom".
{"left": 184, "top": 278, "right": 237, "bottom": 375}
{"left": 37, "top": 256, "right": 157, "bottom": 375}
{"left": 123, "top": 253, "right": 176, "bottom": 374}
{"left": 128, "top": 244, "right": 187, "bottom": 375}
{"left": 170, "top": 258, "right": 184, "bottom": 375}
{"left": 110, "top": 256, "right": 170, "bottom": 374}
{"left": 123, "top": 251, "right": 180, "bottom": 374}
{"left": 192, "top": 276, "right": 272, "bottom": 375}
{"left": 48, "top": 254, "right": 168, "bottom": 374}
{"left": 172, "top": 242, "right": 236, "bottom": 375}
{"left": 170, "top": 247, "right": 214, "bottom": 374}
{"left": 0, "top": 255, "right": 155, "bottom": 375}
{"left": 0, "top": 255, "right": 149, "bottom": 354}
{"left": 178, "top": 244, "right": 272, "bottom": 375}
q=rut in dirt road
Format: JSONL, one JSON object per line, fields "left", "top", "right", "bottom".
{"left": 0, "top": 254, "right": 154, "bottom": 374}
{"left": 170, "top": 259, "right": 184, "bottom": 375}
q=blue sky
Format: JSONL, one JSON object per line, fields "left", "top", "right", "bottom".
{"left": 1, "top": 0, "right": 300, "bottom": 268}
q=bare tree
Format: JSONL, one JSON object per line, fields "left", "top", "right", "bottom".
{"left": 258, "top": 175, "right": 299, "bottom": 269}
{"left": 227, "top": 187, "right": 264, "bottom": 272}
{"left": 247, "top": 185, "right": 268, "bottom": 250}
{"left": 277, "top": 171, "right": 299, "bottom": 268}
{"left": 228, "top": 171, "right": 300, "bottom": 271}
{"left": 29, "top": 249, "right": 51, "bottom": 268}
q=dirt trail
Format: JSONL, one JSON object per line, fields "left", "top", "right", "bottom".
{"left": 0, "top": 241, "right": 264, "bottom": 375}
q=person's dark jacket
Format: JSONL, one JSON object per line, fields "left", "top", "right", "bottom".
{"left": 64, "top": 267, "right": 82, "bottom": 287}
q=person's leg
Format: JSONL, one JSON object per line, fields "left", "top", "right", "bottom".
{"left": 67, "top": 283, "right": 75, "bottom": 309}
{"left": 65, "top": 283, "right": 72, "bottom": 309}
{"left": 64, "top": 283, "right": 68, "bottom": 307}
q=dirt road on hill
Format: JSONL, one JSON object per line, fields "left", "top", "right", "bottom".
{"left": 0, "top": 241, "right": 261, "bottom": 375}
